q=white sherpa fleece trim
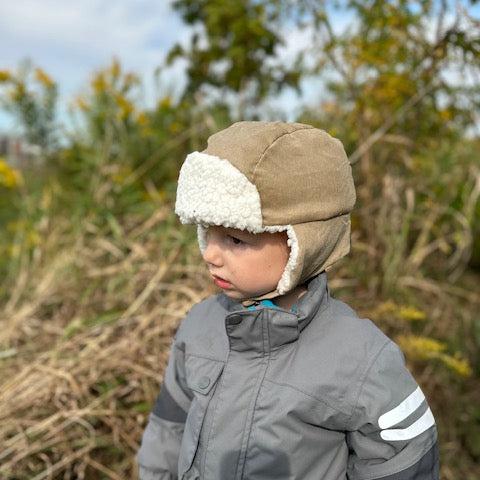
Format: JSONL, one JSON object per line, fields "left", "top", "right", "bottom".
{"left": 175, "top": 151, "right": 299, "bottom": 294}
{"left": 197, "top": 224, "right": 299, "bottom": 294}
{"left": 175, "top": 151, "right": 263, "bottom": 232}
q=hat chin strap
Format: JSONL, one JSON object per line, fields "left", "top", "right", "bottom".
{"left": 240, "top": 288, "right": 284, "bottom": 308}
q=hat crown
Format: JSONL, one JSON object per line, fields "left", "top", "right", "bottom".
{"left": 204, "top": 121, "right": 356, "bottom": 226}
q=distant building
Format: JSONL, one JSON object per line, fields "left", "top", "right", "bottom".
{"left": 0, "top": 134, "right": 43, "bottom": 170}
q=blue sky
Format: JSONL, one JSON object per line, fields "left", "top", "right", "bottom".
{"left": 0, "top": 0, "right": 350, "bottom": 135}
{"left": 1, "top": 1, "right": 478, "bottom": 136}
{"left": 0, "top": 1, "right": 189, "bottom": 133}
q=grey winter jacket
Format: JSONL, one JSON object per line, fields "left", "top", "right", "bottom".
{"left": 136, "top": 273, "right": 439, "bottom": 479}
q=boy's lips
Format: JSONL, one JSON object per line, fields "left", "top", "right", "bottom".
{"left": 211, "top": 274, "right": 232, "bottom": 289}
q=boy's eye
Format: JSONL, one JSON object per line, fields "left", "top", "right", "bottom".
{"left": 228, "top": 235, "right": 244, "bottom": 245}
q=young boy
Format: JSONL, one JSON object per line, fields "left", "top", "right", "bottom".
{"left": 136, "top": 121, "right": 439, "bottom": 479}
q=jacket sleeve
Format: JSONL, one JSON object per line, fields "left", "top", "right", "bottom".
{"left": 346, "top": 340, "right": 439, "bottom": 480}
{"left": 136, "top": 328, "right": 193, "bottom": 480}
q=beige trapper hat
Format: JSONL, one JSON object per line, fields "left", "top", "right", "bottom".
{"left": 175, "top": 121, "right": 356, "bottom": 307}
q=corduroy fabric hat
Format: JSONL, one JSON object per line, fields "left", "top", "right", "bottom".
{"left": 175, "top": 121, "right": 356, "bottom": 306}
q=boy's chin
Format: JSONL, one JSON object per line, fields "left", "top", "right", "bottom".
{"left": 222, "top": 289, "right": 271, "bottom": 303}
{"left": 221, "top": 290, "right": 246, "bottom": 300}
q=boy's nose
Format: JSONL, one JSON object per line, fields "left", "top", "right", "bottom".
{"left": 202, "top": 238, "right": 223, "bottom": 267}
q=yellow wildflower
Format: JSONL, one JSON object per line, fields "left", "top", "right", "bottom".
{"left": 438, "top": 353, "right": 472, "bottom": 377}
{"left": 439, "top": 109, "right": 454, "bottom": 121}
{"left": 9, "top": 81, "right": 26, "bottom": 102}
{"left": 92, "top": 73, "right": 108, "bottom": 94}
{"left": 0, "top": 158, "right": 23, "bottom": 188}
{"left": 34, "top": 68, "right": 55, "bottom": 89}
{"left": 367, "top": 300, "right": 397, "bottom": 321}
{"left": 158, "top": 96, "right": 172, "bottom": 109}
{"left": 398, "top": 306, "right": 427, "bottom": 321}
{"left": 397, "top": 335, "right": 472, "bottom": 377}
{"left": 396, "top": 334, "right": 447, "bottom": 361}
{"left": 0, "top": 70, "right": 11, "bottom": 83}
{"left": 115, "top": 93, "right": 135, "bottom": 120}
{"left": 440, "top": 353, "right": 472, "bottom": 377}
{"left": 375, "top": 300, "right": 397, "bottom": 315}
{"left": 110, "top": 58, "right": 121, "bottom": 80}
{"left": 137, "top": 112, "right": 149, "bottom": 126}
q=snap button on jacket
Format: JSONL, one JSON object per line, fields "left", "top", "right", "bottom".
{"left": 137, "top": 273, "right": 439, "bottom": 479}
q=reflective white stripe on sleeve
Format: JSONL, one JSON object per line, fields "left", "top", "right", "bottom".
{"left": 378, "top": 386, "right": 425, "bottom": 429}
{"left": 380, "top": 407, "right": 435, "bottom": 441}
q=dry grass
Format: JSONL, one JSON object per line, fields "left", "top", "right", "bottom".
{"left": 0, "top": 200, "right": 479, "bottom": 479}
{"left": 0, "top": 205, "right": 217, "bottom": 479}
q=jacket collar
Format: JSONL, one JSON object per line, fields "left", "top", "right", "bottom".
{"left": 219, "top": 273, "right": 330, "bottom": 353}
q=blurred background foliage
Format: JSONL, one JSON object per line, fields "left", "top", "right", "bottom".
{"left": 0, "top": 0, "right": 479, "bottom": 478}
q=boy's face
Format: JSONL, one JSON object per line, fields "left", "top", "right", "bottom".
{"left": 202, "top": 225, "right": 290, "bottom": 302}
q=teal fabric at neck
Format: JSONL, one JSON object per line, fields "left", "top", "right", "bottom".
{"left": 247, "top": 299, "right": 298, "bottom": 313}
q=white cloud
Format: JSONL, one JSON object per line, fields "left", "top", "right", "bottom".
{"left": 0, "top": 0, "right": 190, "bottom": 132}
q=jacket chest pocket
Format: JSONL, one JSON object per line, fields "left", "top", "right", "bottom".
{"left": 178, "top": 354, "right": 224, "bottom": 478}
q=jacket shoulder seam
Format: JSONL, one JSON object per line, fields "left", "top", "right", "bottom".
{"left": 346, "top": 338, "right": 391, "bottom": 428}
